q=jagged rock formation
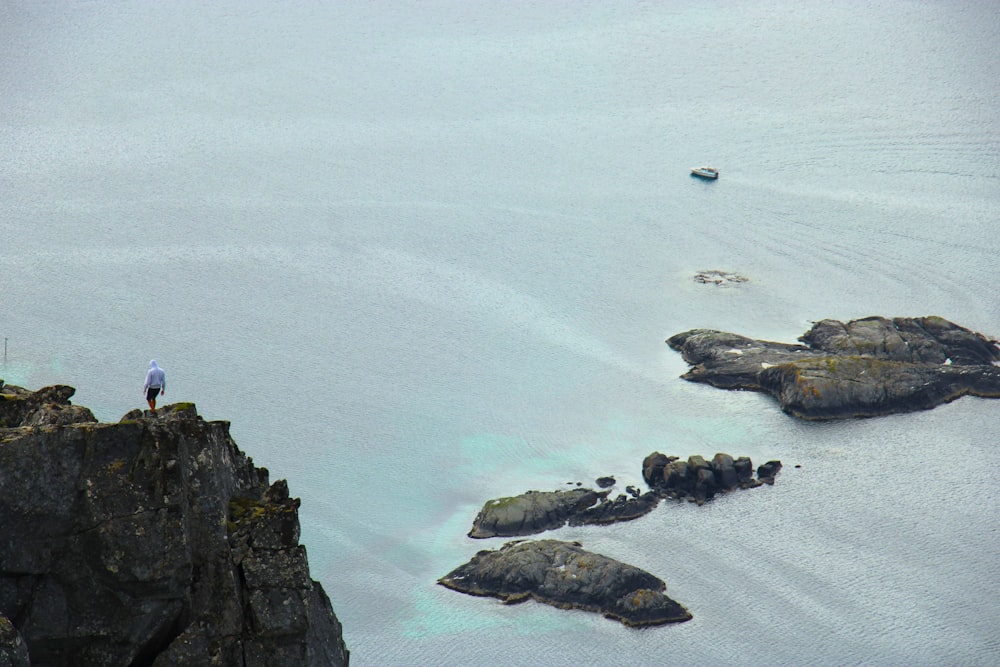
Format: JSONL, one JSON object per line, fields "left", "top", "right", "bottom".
{"left": 668, "top": 316, "right": 1000, "bottom": 420}
{"left": 642, "top": 452, "right": 781, "bottom": 505}
{"left": 0, "top": 383, "right": 349, "bottom": 667}
{"left": 438, "top": 539, "right": 691, "bottom": 627}
{"left": 0, "top": 382, "right": 96, "bottom": 427}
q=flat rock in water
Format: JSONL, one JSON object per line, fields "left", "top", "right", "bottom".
{"left": 468, "top": 489, "right": 605, "bottom": 538}
{"left": 438, "top": 539, "right": 692, "bottom": 627}
{"left": 468, "top": 487, "right": 661, "bottom": 538}
{"left": 667, "top": 316, "right": 1000, "bottom": 419}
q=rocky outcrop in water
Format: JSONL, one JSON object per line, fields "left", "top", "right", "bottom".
{"left": 667, "top": 316, "right": 1000, "bottom": 420}
{"left": 468, "top": 489, "right": 608, "bottom": 538}
{"left": 0, "top": 383, "right": 349, "bottom": 667}
{"left": 642, "top": 452, "right": 781, "bottom": 504}
{"left": 452, "top": 451, "right": 779, "bottom": 625}
{"left": 467, "top": 487, "right": 662, "bottom": 539}
{"left": 469, "top": 450, "right": 779, "bottom": 540}
{"left": 438, "top": 539, "right": 691, "bottom": 627}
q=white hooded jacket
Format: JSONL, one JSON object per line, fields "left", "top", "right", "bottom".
{"left": 143, "top": 360, "right": 166, "bottom": 392}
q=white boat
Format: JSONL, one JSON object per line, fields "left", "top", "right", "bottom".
{"left": 690, "top": 166, "right": 719, "bottom": 179}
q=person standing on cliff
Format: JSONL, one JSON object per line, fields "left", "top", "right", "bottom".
{"left": 143, "top": 359, "right": 166, "bottom": 412}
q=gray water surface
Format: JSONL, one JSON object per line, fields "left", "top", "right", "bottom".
{"left": 2, "top": 2, "right": 999, "bottom": 665}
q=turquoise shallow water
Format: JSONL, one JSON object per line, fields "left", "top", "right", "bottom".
{"left": 3, "top": 2, "right": 999, "bottom": 665}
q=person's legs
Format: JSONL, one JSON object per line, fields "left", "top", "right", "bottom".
{"left": 146, "top": 387, "right": 160, "bottom": 412}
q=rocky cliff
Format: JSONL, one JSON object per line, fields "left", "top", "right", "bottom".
{"left": 0, "top": 382, "right": 349, "bottom": 666}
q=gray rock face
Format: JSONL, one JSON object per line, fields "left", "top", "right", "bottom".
{"left": 0, "top": 615, "right": 29, "bottom": 667}
{"left": 667, "top": 316, "right": 1000, "bottom": 420}
{"left": 438, "top": 539, "right": 691, "bottom": 627}
{"left": 0, "top": 384, "right": 349, "bottom": 667}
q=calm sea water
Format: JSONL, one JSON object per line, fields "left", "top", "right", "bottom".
{"left": 3, "top": 2, "right": 999, "bottom": 665}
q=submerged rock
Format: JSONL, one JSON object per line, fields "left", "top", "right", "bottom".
{"left": 693, "top": 269, "right": 748, "bottom": 286}
{"left": 0, "top": 383, "right": 349, "bottom": 667}
{"left": 667, "top": 316, "right": 1000, "bottom": 420}
{"left": 438, "top": 539, "right": 691, "bottom": 627}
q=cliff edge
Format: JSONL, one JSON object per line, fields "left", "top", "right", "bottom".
{"left": 0, "top": 381, "right": 349, "bottom": 666}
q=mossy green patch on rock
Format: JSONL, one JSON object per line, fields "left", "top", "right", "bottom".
{"left": 484, "top": 495, "right": 522, "bottom": 510}
{"left": 227, "top": 494, "right": 297, "bottom": 529}
{"left": 229, "top": 496, "right": 270, "bottom": 522}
